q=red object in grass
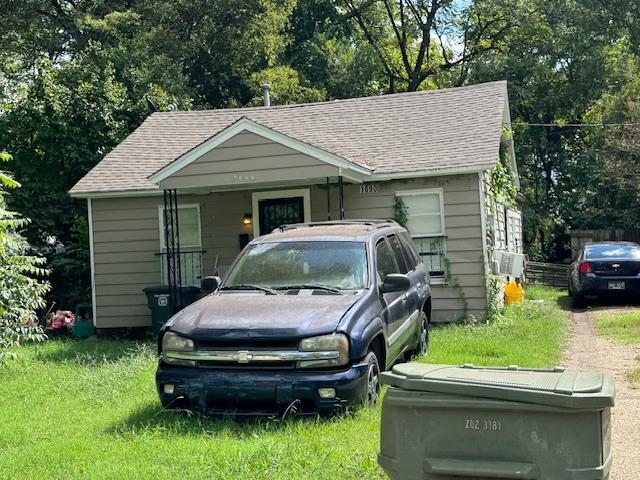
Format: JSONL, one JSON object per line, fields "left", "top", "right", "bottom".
{"left": 51, "top": 310, "right": 75, "bottom": 330}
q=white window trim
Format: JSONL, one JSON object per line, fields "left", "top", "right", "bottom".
{"left": 157, "top": 203, "right": 203, "bottom": 286}
{"left": 157, "top": 203, "right": 202, "bottom": 251}
{"left": 396, "top": 188, "right": 446, "bottom": 284}
{"left": 251, "top": 188, "right": 311, "bottom": 237}
{"left": 395, "top": 188, "right": 445, "bottom": 237}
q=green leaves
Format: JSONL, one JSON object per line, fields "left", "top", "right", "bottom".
{"left": 0, "top": 154, "right": 50, "bottom": 362}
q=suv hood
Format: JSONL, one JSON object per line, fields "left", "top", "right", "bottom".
{"left": 167, "top": 292, "right": 361, "bottom": 339}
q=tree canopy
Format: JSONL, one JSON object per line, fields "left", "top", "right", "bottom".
{"left": 1, "top": 0, "right": 639, "bottom": 306}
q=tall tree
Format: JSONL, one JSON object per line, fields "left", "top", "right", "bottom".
{"left": 338, "top": 0, "right": 519, "bottom": 92}
{"left": 283, "top": 0, "right": 388, "bottom": 98}
{"left": 469, "top": 0, "right": 622, "bottom": 260}
{"left": 0, "top": 0, "right": 301, "bottom": 306}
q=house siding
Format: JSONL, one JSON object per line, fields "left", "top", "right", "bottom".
{"left": 91, "top": 174, "right": 486, "bottom": 328}
{"left": 336, "top": 175, "right": 487, "bottom": 323}
{"left": 159, "top": 132, "right": 340, "bottom": 190}
{"left": 92, "top": 197, "right": 163, "bottom": 328}
{"left": 92, "top": 192, "right": 254, "bottom": 328}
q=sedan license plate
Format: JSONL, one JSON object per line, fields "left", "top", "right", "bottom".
{"left": 608, "top": 281, "right": 625, "bottom": 290}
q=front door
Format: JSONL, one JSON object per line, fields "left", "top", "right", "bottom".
{"left": 258, "top": 196, "right": 304, "bottom": 235}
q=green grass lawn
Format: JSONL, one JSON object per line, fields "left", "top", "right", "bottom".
{"left": 0, "top": 285, "right": 569, "bottom": 480}
{"left": 593, "top": 309, "right": 640, "bottom": 345}
{"left": 592, "top": 308, "right": 640, "bottom": 384}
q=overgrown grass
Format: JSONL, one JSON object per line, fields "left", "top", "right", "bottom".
{"left": 425, "top": 284, "right": 570, "bottom": 368}
{"left": 0, "top": 286, "right": 569, "bottom": 480}
{"left": 593, "top": 309, "right": 640, "bottom": 344}
{"left": 626, "top": 367, "right": 640, "bottom": 384}
{"left": 592, "top": 308, "right": 640, "bottom": 385}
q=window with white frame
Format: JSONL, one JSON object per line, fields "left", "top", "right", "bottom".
{"left": 396, "top": 189, "right": 446, "bottom": 279}
{"left": 158, "top": 204, "right": 203, "bottom": 286}
{"left": 508, "top": 214, "right": 522, "bottom": 253}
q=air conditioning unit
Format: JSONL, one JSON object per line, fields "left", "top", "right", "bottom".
{"left": 492, "top": 250, "right": 525, "bottom": 279}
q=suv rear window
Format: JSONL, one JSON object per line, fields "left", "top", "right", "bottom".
{"left": 225, "top": 241, "right": 368, "bottom": 290}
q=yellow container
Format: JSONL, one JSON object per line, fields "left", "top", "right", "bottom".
{"left": 504, "top": 280, "right": 524, "bottom": 304}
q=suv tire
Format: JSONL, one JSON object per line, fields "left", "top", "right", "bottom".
{"left": 363, "top": 351, "right": 380, "bottom": 406}
{"left": 416, "top": 311, "right": 430, "bottom": 357}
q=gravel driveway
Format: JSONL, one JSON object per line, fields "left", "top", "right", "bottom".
{"left": 562, "top": 307, "right": 640, "bottom": 480}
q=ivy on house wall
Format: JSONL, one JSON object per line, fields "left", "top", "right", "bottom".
{"left": 483, "top": 127, "right": 520, "bottom": 322}
{"left": 490, "top": 141, "right": 518, "bottom": 208}
{"left": 485, "top": 273, "right": 506, "bottom": 323}
{"left": 392, "top": 196, "right": 408, "bottom": 226}
{"left": 442, "top": 255, "right": 470, "bottom": 321}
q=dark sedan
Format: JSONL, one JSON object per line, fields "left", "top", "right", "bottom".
{"left": 568, "top": 241, "right": 640, "bottom": 307}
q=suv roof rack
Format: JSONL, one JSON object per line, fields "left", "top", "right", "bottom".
{"left": 275, "top": 219, "right": 398, "bottom": 232}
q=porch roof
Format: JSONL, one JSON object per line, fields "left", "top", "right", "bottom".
{"left": 69, "top": 81, "right": 511, "bottom": 197}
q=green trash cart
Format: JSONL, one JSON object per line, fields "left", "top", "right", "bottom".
{"left": 71, "top": 303, "right": 94, "bottom": 338}
{"left": 378, "top": 363, "right": 615, "bottom": 480}
{"left": 143, "top": 286, "right": 172, "bottom": 334}
{"left": 143, "top": 285, "right": 202, "bottom": 334}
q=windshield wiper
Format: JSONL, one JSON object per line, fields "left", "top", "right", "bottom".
{"left": 276, "top": 284, "right": 342, "bottom": 294}
{"left": 221, "top": 284, "right": 278, "bottom": 295}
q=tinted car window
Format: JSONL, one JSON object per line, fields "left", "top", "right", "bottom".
{"left": 388, "top": 235, "right": 409, "bottom": 274}
{"left": 584, "top": 244, "right": 640, "bottom": 260}
{"left": 226, "top": 241, "right": 368, "bottom": 289}
{"left": 397, "top": 231, "right": 421, "bottom": 269}
{"left": 376, "top": 240, "right": 398, "bottom": 280}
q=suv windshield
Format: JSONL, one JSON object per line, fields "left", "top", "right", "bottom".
{"left": 225, "top": 241, "right": 368, "bottom": 290}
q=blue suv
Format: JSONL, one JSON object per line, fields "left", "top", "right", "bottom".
{"left": 156, "top": 220, "right": 431, "bottom": 416}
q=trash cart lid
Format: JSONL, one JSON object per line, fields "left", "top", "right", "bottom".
{"left": 381, "top": 363, "right": 615, "bottom": 409}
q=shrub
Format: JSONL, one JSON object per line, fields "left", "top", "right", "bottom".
{"left": 0, "top": 152, "right": 50, "bottom": 363}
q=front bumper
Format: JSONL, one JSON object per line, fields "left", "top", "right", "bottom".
{"left": 155, "top": 359, "right": 369, "bottom": 416}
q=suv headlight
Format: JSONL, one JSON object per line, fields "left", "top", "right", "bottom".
{"left": 297, "top": 333, "right": 349, "bottom": 368}
{"left": 162, "top": 332, "right": 196, "bottom": 366}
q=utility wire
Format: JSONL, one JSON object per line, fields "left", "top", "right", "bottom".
{"left": 512, "top": 122, "right": 640, "bottom": 127}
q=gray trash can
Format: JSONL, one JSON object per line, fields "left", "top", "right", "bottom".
{"left": 378, "top": 363, "right": 614, "bottom": 480}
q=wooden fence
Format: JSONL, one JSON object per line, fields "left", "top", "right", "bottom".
{"left": 525, "top": 261, "right": 569, "bottom": 289}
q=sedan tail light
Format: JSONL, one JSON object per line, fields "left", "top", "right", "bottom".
{"left": 578, "top": 262, "right": 593, "bottom": 274}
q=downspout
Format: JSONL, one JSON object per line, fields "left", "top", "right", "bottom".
{"left": 478, "top": 171, "right": 492, "bottom": 316}
{"left": 87, "top": 198, "right": 97, "bottom": 328}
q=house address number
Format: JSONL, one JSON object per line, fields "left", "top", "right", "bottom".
{"left": 360, "top": 184, "right": 378, "bottom": 194}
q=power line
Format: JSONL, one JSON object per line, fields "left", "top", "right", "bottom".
{"left": 512, "top": 122, "right": 640, "bottom": 127}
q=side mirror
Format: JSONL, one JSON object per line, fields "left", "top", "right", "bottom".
{"left": 379, "top": 273, "right": 411, "bottom": 294}
{"left": 201, "top": 275, "right": 221, "bottom": 293}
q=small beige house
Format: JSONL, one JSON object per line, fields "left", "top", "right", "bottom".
{"left": 70, "top": 81, "right": 522, "bottom": 331}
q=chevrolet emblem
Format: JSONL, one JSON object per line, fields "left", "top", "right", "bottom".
{"left": 236, "top": 351, "right": 252, "bottom": 363}
{"left": 612, "top": 264, "right": 621, "bottom": 269}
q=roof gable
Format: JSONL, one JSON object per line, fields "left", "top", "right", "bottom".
{"left": 148, "top": 117, "right": 372, "bottom": 186}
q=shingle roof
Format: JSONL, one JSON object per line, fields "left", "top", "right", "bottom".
{"left": 70, "top": 81, "right": 508, "bottom": 196}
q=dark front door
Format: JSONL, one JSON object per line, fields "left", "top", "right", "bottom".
{"left": 258, "top": 197, "right": 304, "bottom": 235}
